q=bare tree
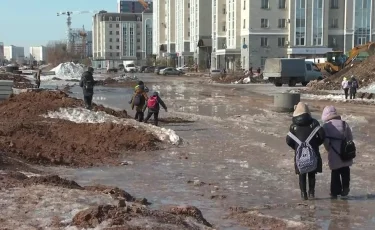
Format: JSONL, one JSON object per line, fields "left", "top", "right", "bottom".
{"left": 46, "top": 41, "right": 81, "bottom": 66}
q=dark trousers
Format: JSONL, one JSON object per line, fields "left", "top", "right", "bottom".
{"left": 84, "top": 95, "right": 93, "bottom": 109}
{"left": 144, "top": 111, "right": 159, "bottom": 126}
{"left": 299, "top": 173, "right": 315, "bottom": 193}
{"left": 135, "top": 111, "right": 144, "bottom": 122}
{"left": 331, "top": 166, "right": 350, "bottom": 196}
{"left": 344, "top": 88, "right": 349, "bottom": 99}
{"left": 350, "top": 90, "right": 356, "bottom": 99}
{"left": 36, "top": 80, "right": 40, "bottom": 89}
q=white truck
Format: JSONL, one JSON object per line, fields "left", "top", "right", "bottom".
{"left": 123, "top": 61, "right": 136, "bottom": 73}
{"left": 263, "top": 58, "right": 323, "bottom": 87}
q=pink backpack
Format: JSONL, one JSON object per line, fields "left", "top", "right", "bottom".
{"left": 147, "top": 95, "right": 158, "bottom": 109}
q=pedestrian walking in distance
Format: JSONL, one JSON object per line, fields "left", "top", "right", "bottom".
{"left": 35, "top": 69, "right": 41, "bottom": 88}
{"left": 79, "top": 67, "right": 96, "bottom": 110}
{"left": 286, "top": 102, "right": 325, "bottom": 200}
{"left": 131, "top": 83, "right": 148, "bottom": 122}
{"left": 349, "top": 75, "right": 359, "bottom": 99}
{"left": 144, "top": 92, "right": 167, "bottom": 126}
{"left": 341, "top": 77, "right": 350, "bottom": 100}
{"left": 322, "top": 106, "right": 356, "bottom": 199}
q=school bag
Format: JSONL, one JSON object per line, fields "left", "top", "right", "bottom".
{"left": 329, "top": 121, "right": 356, "bottom": 161}
{"left": 133, "top": 93, "right": 145, "bottom": 106}
{"left": 147, "top": 95, "right": 158, "bottom": 109}
{"left": 287, "top": 126, "right": 320, "bottom": 174}
{"left": 85, "top": 79, "right": 94, "bottom": 90}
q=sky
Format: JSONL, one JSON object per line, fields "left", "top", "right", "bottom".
{"left": 0, "top": 0, "right": 116, "bottom": 55}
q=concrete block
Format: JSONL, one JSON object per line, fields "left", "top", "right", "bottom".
{"left": 273, "top": 93, "right": 300, "bottom": 112}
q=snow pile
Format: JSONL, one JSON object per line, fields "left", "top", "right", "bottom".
{"left": 302, "top": 93, "right": 375, "bottom": 103}
{"left": 51, "top": 62, "right": 85, "bottom": 79}
{"left": 42, "top": 107, "right": 182, "bottom": 145}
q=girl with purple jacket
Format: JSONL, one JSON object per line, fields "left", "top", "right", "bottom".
{"left": 321, "top": 106, "right": 353, "bottom": 199}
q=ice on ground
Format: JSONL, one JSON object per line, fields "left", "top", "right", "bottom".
{"left": 302, "top": 93, "right": 375, "bottom": 103}
{"left": 51, "top": 62, "right": 85, "bottom": 79}
{"left": 42, "top": 108, "right": 182, "bottom": 145}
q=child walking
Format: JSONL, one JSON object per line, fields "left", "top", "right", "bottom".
{"left": 144, "top": 92, "right": 167, "bottom": 126}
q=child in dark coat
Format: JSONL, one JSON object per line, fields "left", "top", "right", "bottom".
{"left": 286, "top": 102, "right": 325, "bottom": 200}
{"left": 144, "top": 92, "right": 167, "bottom": 126}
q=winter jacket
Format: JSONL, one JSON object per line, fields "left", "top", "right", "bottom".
{"left": 79, "top": 71, "right": 95, "bottom": 96}
{"left": 286, "top": 113, "right": 325, "bottom": 174}
{"left": 349, "top": 79, "right": 359, "bottom": 93}
{"left": 146, "top": 95, "right": 167, "bottom": 112}
{"left": 341, "top": 80, "right": 349, "bottom": 89}
{"left": 131, "top": 88, "right": 148, "bottom": 112}
{"left": 321, "top": 106, "right": 353, "bottom": 170}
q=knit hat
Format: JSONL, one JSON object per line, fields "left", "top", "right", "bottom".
{"left": 321, "top": 105, "right": 341, "bottom": 122}
{"left": 293, "top": 102, "right": 311, "bottom": 117}
{"left": 153, "top": 91, "right": 159, "bottom": 96}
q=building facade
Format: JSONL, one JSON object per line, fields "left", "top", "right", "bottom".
{"left": 92, "top": 12, "right": 153, "bottom": 68}
{"left": 165, "top": 0, "right": 176, "bottom": 54}
{"left": 190, "top": 0, "right": 212, "bottom": 68}
{"left": 175, "top": 0, "right": 193, "bottom": 66}
{"left": 0, "top": 42, "right": 4, "bottom": 63}
{"left": 4, "top": 45, "right": 24, "bottom": 62}
{"left": 86, "top": 31, "right": 93, "bottom": 57}
{"left": 29, "top": 46, "right": 47, "bottom": 62}
{"left": 152, "top": 0, "right": 167, "bottom": 57}
{"left": 117, "top": 0, "right": 153, "bottom": 13}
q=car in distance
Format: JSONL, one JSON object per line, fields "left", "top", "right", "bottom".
{"left": 154, "top": 66, "right": 167, "bottom": 75}
{"left": 160, "top": 67, "right": 183, "bottom": 76}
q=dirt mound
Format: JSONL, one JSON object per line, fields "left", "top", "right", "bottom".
{"left": 0, "top": 91, "right": 158, "bottom": 167}
{"left": 0, "top": 73, "right": 34, "bottom": 89}
{"left": 72, "top": 204, "right": 212, "bottom": 229}
{"left": 85, "top": 185, "right": 135, "bottom": 201}
{"left": 309, "top": 55, "right": 375, "bottom": 90}
{"left": 159, "top": 117, "right": 193, "bottom": 124}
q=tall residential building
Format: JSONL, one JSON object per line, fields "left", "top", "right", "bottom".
{"left": 211, "top": 0, "right": 242, "bottom": 70}
{"left": 86, "top": 31, "right": 93, "bottom": 57}
{"left": 165, "top": 0, "right": 176, "bottom": 54}
{"left": 4, "top": 45, "right": 24, "bottom": 62}
{"left": 92, "top": 12, "right": 153, "bottom": 68}
{"left": 117, "top": 0, "right": 153, "bottom": 13}
{"left": 0, "top": 42, "right": 4, "bottom": 62}
{"left": 175, "top": 0, "right": 193, "bottom": 67}
{"left": 240, "top": 0, "right": 332, "bottom": 69}
{"left": 152, "top": 0, "right": 167, "bottom": 56}
{"left": 190, "top": 0, "right": 212, "bottom": 68}
{"left": 29, "top": 46, "right": 47, "bottom": 62}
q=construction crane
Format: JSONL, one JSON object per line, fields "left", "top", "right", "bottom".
{"left": 138, "top": 0, "right": 150, "bottom": 12}
{"left": 79, "top": 25, "right": 87, "bottom": 58}
{"left": 57, "top": 10, "right": 98, "bottom": 52}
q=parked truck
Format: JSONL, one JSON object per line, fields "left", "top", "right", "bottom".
{"left": 123, "top": 61, "right": 136, "bottom": 73}
{"left": 263, "top": 58, "right": 323, "bottom": 87}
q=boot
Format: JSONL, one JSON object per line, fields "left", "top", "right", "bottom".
{"left": 341, "top": 188, "right": 350, "bottom": 197}
{"left": 308, "top": 190, "right": 315, "bottom": 199}
{"left": 301, "top": 191, "right": 308, "bottom": 200}
{"left": 308, "top": 174, "right": 316, "bottom": 199}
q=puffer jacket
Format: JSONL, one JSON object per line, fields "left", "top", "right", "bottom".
{"left": 286, "top": 113, "right": 325, "bottom": 174}
{"left": 322, "top": 115, "right": 353, "bottom": 170}
{"left": 131, "top": 88, "right": 148, "bottom": 112}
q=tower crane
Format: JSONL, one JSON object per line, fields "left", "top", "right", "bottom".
{"left": 57, "top": 10, "right": 98, "bottom": 52}
{"left": 138, "top": 0, "right": 150, "bottom": 12}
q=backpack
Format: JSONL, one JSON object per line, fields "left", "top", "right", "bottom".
{"left": 351, "top": 80, "right": 358, "bottom": 89}
{"left": 85, "top": 78, "right": 94, "bottom": 90}
{"left": 329, "top": 121, "right": 356, "bottom": 161}
{"left": 147, "top": 95, "right": 158, "bottom": 109}
{"left": 133, "top": 93, "right": 145, "bottom": 106}
{"left": 287, "top": 126, "right": 320, "bottom": 174}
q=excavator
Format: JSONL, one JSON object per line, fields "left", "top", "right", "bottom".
{"left": 316, "top": 42, "right": 375, "bottom": 74}
{"left": 138, "top": 0, "right": 150, "bottom": 12}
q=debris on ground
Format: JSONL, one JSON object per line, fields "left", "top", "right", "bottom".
{"left": 96, "top": 77, "right": 139, "bottom": 88}
{"left": 0, "top": 91, "right": 160, "bottom": 167}
{"left": 308, "top": 55, "right": 375, "bottom": 90}
{"left": 0, "top": 73, "right": 35, "bottom": 89}
{"left": 211, "top": 73, "right": 267, "bottom": 84}
{"left": 159, "top": 117, "right": 194, "bottom": 124}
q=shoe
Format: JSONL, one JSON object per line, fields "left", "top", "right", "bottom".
{"left": 341, "top": 188, "right": 350, "bottom": 197}
{"left": 330, "top": 193, "right": 338, "bottom": 199}
{"left": 308, "top": 191, "right": 315, "bottom": 199}
{"left": 301, "top": 192, "right": 308, "bottom": 200}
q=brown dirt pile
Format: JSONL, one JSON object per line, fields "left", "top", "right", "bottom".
{"left": 96, "top": 77, "right": 139, "bottom": 88}
{"left": 159, "top": 117, "right": 193, "bottom": 124}
{"left": 0, "top": 91, "right": 159, "bottom": 167}
{"left": 309, "top": 55, "right": 375, "bottom": 90}
{"left": 72, "top": 204, "right": 212, "bottom": 229}
{"left": 0, "top": 73, "right": 34, "bottom": 89}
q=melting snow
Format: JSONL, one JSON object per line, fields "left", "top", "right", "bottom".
{"left": 51, "top": 62, "right": 85, "bottom": 79}
{"left": 42, "top": 108, "right": 182, "bottom": 145}
{"left": 302, "top": 93, "right": 375, "bottom": 103}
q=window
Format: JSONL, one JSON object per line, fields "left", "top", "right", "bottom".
{"left": 313, "top": 37, "right": 322, "bottom": 46}
{"left": 188, "top": 3, "right": 190, "bottom": 8}
{"left": 109, "top": 31, "right": 113, "bottom": 35}
{"left": 116, "top": 24, "right": 119, "bottom": 28}
{"left": 116, "top": 52, "right": 120, "bottom": 56}
{"left": 261, "top": 57, "right": 267, "bottom": 67}
{"left": 243, "top": 19, "right": 246, "bottom": 28}
{"left": 137, "top": 46, "right": 140, "bottom": 49}
{"left": 296, "top": 19, "right": 305, "bottom": 27}
{"left": 116, "top": 17, "right": 120, "bottom": 21}
{"left": 188, "top": 17, "right": 190, "bottom": 22}
{"left": 188, "top": 32, "right": 190, "bottom": 36}
{"left": 222, "top": 24, "right": 226, "bottom": 31}
{"left": 110, "top": 53, "right": 112, "bottom": 57}
{"left": 109, "top": 17, "right": 113, "bottom": 21}
{"left": 116, "top": 46, "right": 119, "bottom": 49}
{"left": 109, "top": 45, "right": 112, "bottom": 49}
{"left": 278, "top": 37, "right": 286, "bottom": 47}
{"left": 306, "top": 64, "right": 312, "bottom": 71}
{"left": 109, "top": 24, "right": 112, "bottom": 28}
{"left": 278, "top": 19, "right": 286, "bottom": 28}
{"left": 261, "top": 0, "right": 269, "bottom": 9}
{"left": 137, "top": 39, "right": 140, "bottom": 42}
{"left": 243, "top": 37, "right": 246, "bottom": 44}
{"left": 261, "top": 19, "right": 269, "bottom": 28}
{"left": 362, "top": 0, "right": 368, "bottom": 8}
{"left": 279, "top": 0, "right": 286, "bottom": 9}
{"left": 330, "top": 18, "right": 338, "bottom": 28}
{"left": 116, "top": 31, "right": 119, "bottom": 35}
{"left": 296, "top": 36, "right": 305, "bottom": 46}
{"left": 330, "top": 0, "right": 338, "bottom": 9}
{"left": 243, "top": 0, "right": 246, "bottom": 10}
{"left": 261, "top": 37, "right": 268, "bottom": 47}
{"left": 116, "top": 38, "right": 120, "bottom": 42}
{"left": 358, "top": 37, "right": 367, "bottom": 45}
{"left": 317, "top": 0, "right": 323, "bottom": 8}
{"left": 300, "top": 0, "right": 305, "bottom": 8}
{"left": 109, "top": 38, "right": 113, "bottom": 42}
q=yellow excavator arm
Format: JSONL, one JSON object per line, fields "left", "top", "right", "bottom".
{"left": 138, "top": 0, "right": 149, "bottom": 11}
{"left": 344, "top": 42, "right": 375, "bottom": 65}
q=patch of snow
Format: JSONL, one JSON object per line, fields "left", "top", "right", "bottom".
{"left": 51, "top": 62, "right": 85, "bottom": 79}
{"left": 302, "top": 93, "right": 375, "bottom": 103}
{"left": 42, "top": 107, "right": 182, "bottom": 145}
{"left": 115, "top": 74, "right": 139, "bottom": 81}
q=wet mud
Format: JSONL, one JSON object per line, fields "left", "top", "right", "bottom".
{"left": 0, "top": 73, "right": 35, "bottom": 89}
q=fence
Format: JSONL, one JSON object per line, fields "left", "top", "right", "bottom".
{"left": 0, "top": 80, "right": 13, "bottom": 101}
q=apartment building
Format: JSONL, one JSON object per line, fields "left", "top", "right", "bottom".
{"left": 211, "top": 0, "right": 242, "bottom": 70}
{"left": 117, "top": 0, "right": 153, "bottom": 13}
{"left": 29, "top": 46, "right": 47, "bottom": 62}
{"left": 165, "top": 0, "right": 176, "bottom": 55}
{"left": 92, "top": 12, "right": 153, "bottom": 68}
{"left": 190, "top": 0, "right": 212, "bottom": 68}
{"left": 0, "top": 42, "right": 4, "bottom": 63}
{"left": 152, "top": 0, "right": 167, "bottom": 56}
{"left": 4, "top": 45, "right": 24, "bottom": 62}
{"left": 175, "top": 0, "right": 193, "bottom": 66}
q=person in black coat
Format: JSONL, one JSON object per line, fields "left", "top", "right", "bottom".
{"left": 286, "top": 102, "right": 325, "bottom": 200}
{"left": 79, "top": 67, "right": 96, "bottom": 110}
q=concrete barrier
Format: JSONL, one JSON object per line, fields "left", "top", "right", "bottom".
{"left": 0, "top": 80, "right": 13, "bottom": 101}
{"left": 273, "top": 93, "right": 300, "bottom": 112}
